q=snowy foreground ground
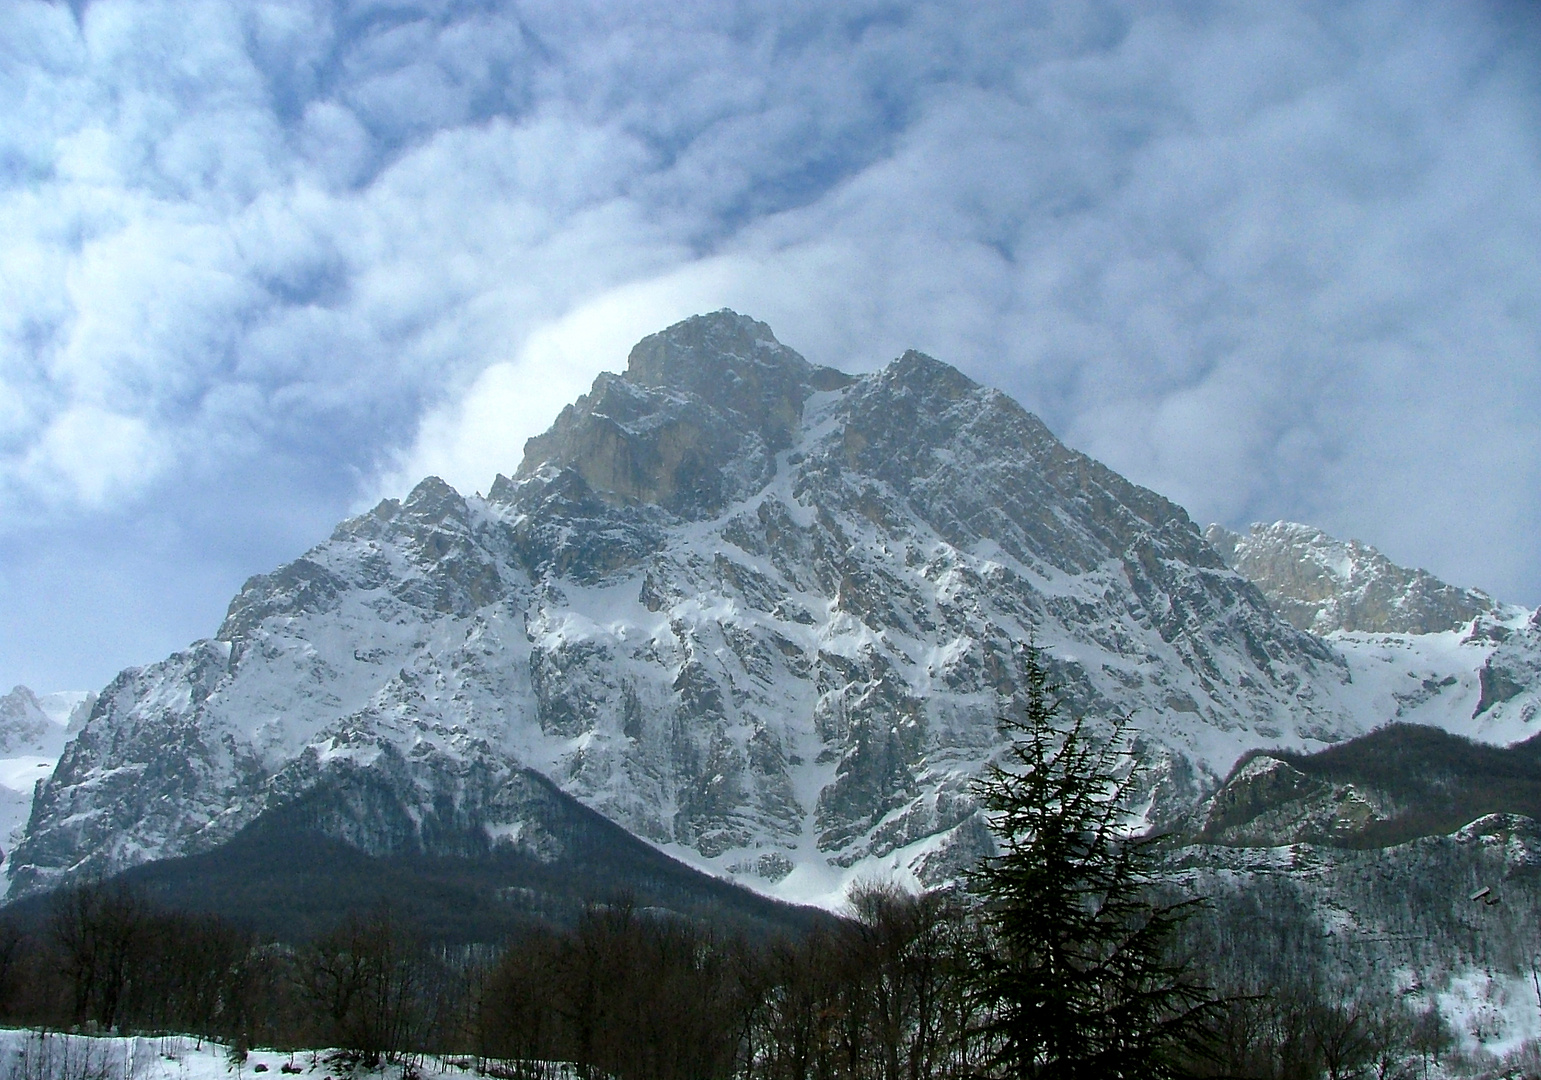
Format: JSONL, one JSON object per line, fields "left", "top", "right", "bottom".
{"left": 5, "top": 1003, "right": 1541, "bottom": 1080}
{"left": 0, "top": 1030, "right": 579, "bottom": 1080}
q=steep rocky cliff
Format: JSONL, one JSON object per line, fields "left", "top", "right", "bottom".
{"left": 0, "top": 687, "right": 92, "bottom": 857}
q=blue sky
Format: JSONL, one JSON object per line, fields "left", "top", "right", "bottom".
{"left": 3, "top": 0, "right": 1539, "bottom": 693}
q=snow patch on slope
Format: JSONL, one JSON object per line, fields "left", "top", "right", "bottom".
{"left": 1320, "top": 611, "right": 1541, "bottom": 746}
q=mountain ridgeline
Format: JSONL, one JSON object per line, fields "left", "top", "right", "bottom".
{"left": 1205, "top": 521, "right": 1501, "bottom": 636}
{"left": 1197, "top": 723, "right": 1541, "bottom": 849}
{"left": 7, "top": 311, "right": 1541, "bottom": 937}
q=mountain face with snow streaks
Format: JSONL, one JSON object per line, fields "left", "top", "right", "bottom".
{"left": 1471, "top": 608, "right": 1541, "bottom": 722}
{"left": 4, "top": 312, "right": 1453, "bottom": 906}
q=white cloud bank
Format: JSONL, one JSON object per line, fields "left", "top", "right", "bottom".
{"left": 2, "top": 0, "right": 1539, "bottom": 690}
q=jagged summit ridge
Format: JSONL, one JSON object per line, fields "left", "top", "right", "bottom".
{"left": 11, "top": 313, "right": 1412, "bottom": 906}
{"left": 513, "top": 311, "right": 852, "bottom": 520}
{"left": 1206, "top": 521, "right": 1502, "bottom": 636}
{"left": 1205, "top": 520, "right": 1541, "bottom": 743}
{"left": 621, "top": 310, "right": 853, "bottom": 421}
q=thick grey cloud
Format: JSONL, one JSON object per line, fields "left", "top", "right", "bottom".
{"left": 2, "top": 0, "right": 1538, "bottom": 693}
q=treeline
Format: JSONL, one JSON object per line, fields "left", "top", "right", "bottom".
{"left": 0, "top": 878, "right": 1466, "bottom": 1080}
{"left": 2, "top": 883, "right": 268, "bottom": 1040}
{"left": 0, "top": 883, "right": 477, "bottom": 1060}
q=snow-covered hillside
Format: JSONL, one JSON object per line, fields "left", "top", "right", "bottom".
{"left": 1325, "top": 614, "right": 1541, "bottom": 745}
{"left": 8, "top": 312, "right": 1539, "bottom": 911}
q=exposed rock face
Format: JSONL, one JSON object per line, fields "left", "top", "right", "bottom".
{"left": 0, "top": 687, "right": 92, "bottom": 759}
{"left": 0, "top": 687, "right": 93, "bottom": 865}
{"left": 1471, "top": 609, "right": 1541, "bottom": 721}
{"left": 1206, "top": 520, "right": 1540, "bottom": 744}
{"left": 1206, "top": 521, "right": 1498, "bottom": 636}
{"left": 6, "top": 312, "right": 1404, "bottom": 905}
{"left": 519, "top": 315, "right": 853, "bottom": 520}
{"left": 1197, "top": 754, "right": 1388, "bottom": 848}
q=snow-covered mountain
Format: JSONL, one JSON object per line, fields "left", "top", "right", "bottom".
{"left": 1168, "top": 527, "right": 1541, "bottom": 1032}
{"left": 0, "top": 687, "right": 93, "bottom": 858}
{"left": 8, "top": 312, "right": 1538, "bottom": 910}
{"left": 1205, "top": 520, "right": 1541, "bottom": 744}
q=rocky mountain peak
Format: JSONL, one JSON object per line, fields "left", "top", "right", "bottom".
{"left": 0, "top": 687, "right": 50, "bottom": 757}
{"left": 514, "top": 311, "right": 852, "bottom": 520}
{"left": 0, "top": 686, "right": 42, "bottom": 719}
{"left": 830, "top": 352, "right": 1228, "bottom": 584}
{"left": 400, "top": 476, "right": 470, "bottom": 527}
{"left": 625, "top": 309, "right": 851, "bottom": 419}
{"left": 1206, "top": 521, "right": 1499, "bottom": 635}
{"left": 873, "top": 349, "right": 981, "bottom": 402}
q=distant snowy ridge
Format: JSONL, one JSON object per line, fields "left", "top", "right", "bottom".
{"left": 1205, "top": 521, "right": 1510, "bottom": 636}
{"left": 1204, "top": 520, "right": 1541, "bottom": 741}
{"left": 0, "top": 686, "right": 93, "bottom": 858}
{"left": 0, "top": 685, "right": 92, "bottom": 757}
{"left": 8, "top": 312, "right": 1540, "bottom": 910}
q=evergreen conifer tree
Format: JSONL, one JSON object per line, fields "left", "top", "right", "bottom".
{"left": 968, "top": 644, "right": 1212, "bottom": 1079}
